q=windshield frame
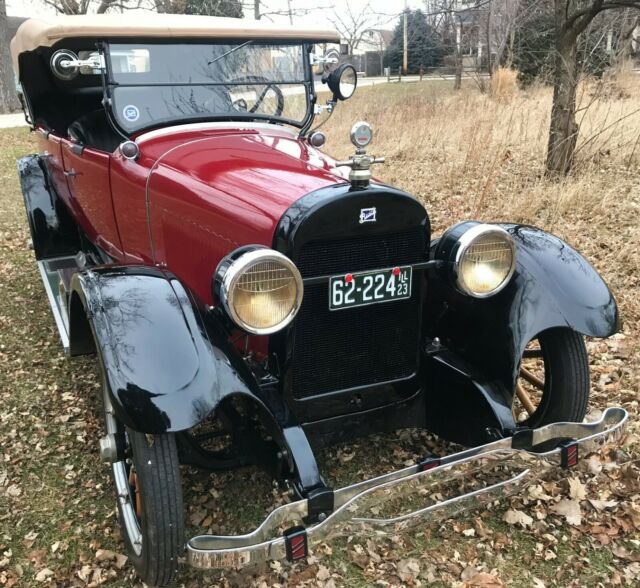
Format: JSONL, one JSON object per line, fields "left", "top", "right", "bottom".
{"left": 100, "top": 40, "right": 317, "bottom": 137}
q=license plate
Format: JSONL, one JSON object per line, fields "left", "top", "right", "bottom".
{"left": 329, "top": 266, "right": 412, "bottom": 311}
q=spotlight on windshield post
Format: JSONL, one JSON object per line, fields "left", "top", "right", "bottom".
{"left": 326, "top": 64, "right": 357, "bottom": 101}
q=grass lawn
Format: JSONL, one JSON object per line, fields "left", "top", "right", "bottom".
{"left": 0, "top": 77, "right": 639, "bottom": 587}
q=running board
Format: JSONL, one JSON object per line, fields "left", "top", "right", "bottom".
{"left": 37, "top": 256, "right": 77, "bottom": 352}
{"left": 186, "top": 407, "right": 628, "bottom": 569}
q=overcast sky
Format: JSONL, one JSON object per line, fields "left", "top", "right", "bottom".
{"left": 6, "top": 0, "right": 426, "bottom": 31}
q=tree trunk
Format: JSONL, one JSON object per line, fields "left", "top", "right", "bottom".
{"left": 616, "top": 13, "right": 638, "bottom": 62}
{"left": 0, "top": 0, "right": 19, "bottom": 114}
{"left": 454, "top": 21, "right": 462, "bottom": 90}
{"left": 254, "top": 0, "right": 260, "bottom": 19}
{"left": 546, "top": 28, "right": 580, "bottom": 174}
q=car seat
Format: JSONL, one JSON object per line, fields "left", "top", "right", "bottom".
{"left": 67, "top": 109, "right": 122, "bottom": 153}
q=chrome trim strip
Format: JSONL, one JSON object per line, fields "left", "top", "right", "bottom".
{"left": 186, "top": 407, "right": 628, "bottom": 570}
{"left": 136, "top": 122, "right": 296, "bottom": 144}
{"left": 37, "top": 259, "right": 70, "bottom": 351}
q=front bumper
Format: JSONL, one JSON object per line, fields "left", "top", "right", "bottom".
{"left": 187, "top": 407, "right": 628, "bottom": 569}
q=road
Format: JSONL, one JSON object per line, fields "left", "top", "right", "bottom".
{"left": 0, "top": 74, "right": 485, "bottom": 129}
{"left": 0, "top": 113, "right": 28, "bottom": 129}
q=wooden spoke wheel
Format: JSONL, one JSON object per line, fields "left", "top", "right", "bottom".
{"left": 512, "top": 328, "right": 590, "bottom": 427}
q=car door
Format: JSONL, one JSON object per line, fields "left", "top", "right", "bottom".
{"left": 61, "top": 139, "right": 123, "bottom": 260}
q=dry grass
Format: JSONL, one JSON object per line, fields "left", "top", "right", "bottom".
{"left": 490, "top": 68, "right": 519, "bottom": 102}
{"left": 1, "top": 78, "right": 639, "bottom": 587}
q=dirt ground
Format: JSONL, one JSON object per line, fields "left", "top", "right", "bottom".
{"left": 0, "top": 78, "right": 638, "bottom": 587}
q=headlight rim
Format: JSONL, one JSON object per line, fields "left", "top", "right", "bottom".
{"left": 219, "top": 248, "right": 303, "bottom": 335}
{"left": 453, "top": 224, "right": 516, "bottom": 299}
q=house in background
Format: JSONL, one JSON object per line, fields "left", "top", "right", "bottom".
{"left": 339, "top": 28, "right": 393, "bottom": 77}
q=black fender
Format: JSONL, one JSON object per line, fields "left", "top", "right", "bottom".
{"left": 17, "top": 154, "right": 80, "bottom": 260}
{"left": 69, "top": 266, "right": 274, "bottom": 433}
{"left": 425, "top": 224, "right": 618, "bottom": 441}
{"left": 68, "top": 266, "right": 325, "bottom": 491}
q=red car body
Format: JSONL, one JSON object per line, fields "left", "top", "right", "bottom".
{"left": 41, "top": 124, "right": 342, "bottom": 287}
{"left": 38, "top": 124, "right": 347, "bottom": 359}
{"left": 12, "top": 15, "right": 624, "bottom": 586}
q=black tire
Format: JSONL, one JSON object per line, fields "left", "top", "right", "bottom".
{"left": 514, "top": 328, "right": 590, "bottom": 428}
{"left": 122, "top": 430, "right": 185, "bottom": 587}
{"left": 97, "top": 363, "right": 184, "bottom": 586}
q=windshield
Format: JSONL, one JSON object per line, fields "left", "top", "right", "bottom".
{"left": 105, "top": 42, "right": 312, "bottom": 133}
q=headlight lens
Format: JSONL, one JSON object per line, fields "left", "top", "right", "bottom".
{"left": 456, "top": 225, "right": 516, "bottom": 297}
{"left": 219, "top": 249, "right": 303, "bottom": 334}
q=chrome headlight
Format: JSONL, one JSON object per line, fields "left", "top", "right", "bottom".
{"left": 436, "top": 223, "right": 516, "bottom": 298}
{"left": 217, "top": 249, "right": 303, "bottom": 335}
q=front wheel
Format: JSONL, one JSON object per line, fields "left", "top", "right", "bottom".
{"left": 512, "top": 328, "right": 590, "bottom": 427}
{"left": 103, "top": 382, "right": 184, "bottom": 586}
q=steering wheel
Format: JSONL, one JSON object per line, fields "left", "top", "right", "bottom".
{"left": 227, "top": 76, "right": 285, "bottom": 117}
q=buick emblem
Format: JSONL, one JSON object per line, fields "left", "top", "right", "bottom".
{"left": 359, "top": 207, "right": 377, "bottom": 224}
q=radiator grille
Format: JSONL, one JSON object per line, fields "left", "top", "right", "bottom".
{"left": 296, "top": 230, "right": 426, "bottom": 278}
{"left": 291, "top": 229, "right": 425, "bottom": 398}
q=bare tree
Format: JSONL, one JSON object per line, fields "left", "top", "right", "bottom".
{"left": 247, "top": 0, "right": 328, "bottom": 21}
{"left": 546, "top": 0, "right": 640, "bottom": 174}
{"left": 0, "top": 0, "right": 18, "bottom": 113}
{"left": 39, "top": 0, "right": 142, "bottom": 14}
{"left": 329, "top": 1, "right": 386, "bottom": 54}
{"left": 486, "top": 0, "right": 522, "bottom": 70}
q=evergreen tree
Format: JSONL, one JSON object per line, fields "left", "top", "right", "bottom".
{"left": 511, "top": 0, "right": 555, "bottom": 84}
{"left": 385, "top": 10, "right": 445, "bottom": 74}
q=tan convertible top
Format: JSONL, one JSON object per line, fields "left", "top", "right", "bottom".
{"left": 11, "top": 14, "right": 340, "bottom": 72}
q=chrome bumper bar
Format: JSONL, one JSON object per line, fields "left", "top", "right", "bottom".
{"left": 187, "top": 407, "right": 628, "bottom": 569}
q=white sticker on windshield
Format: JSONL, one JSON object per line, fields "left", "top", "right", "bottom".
{"left": 123, "top": 104, "right": 140, "bottom": 122}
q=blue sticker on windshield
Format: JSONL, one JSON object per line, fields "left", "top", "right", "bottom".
{"left": 123, "top": 105, "right": 140, "bottom": 122}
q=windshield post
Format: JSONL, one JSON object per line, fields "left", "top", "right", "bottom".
{"left": 99, "top": 42, "right": 128, "bottom": 144}
{"left": 300, "top": 43, "right": 316, "bottom": 137}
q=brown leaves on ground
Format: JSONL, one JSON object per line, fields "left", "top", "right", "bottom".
{"left": 2, "top": 78, "right": 640, "bottom": 587}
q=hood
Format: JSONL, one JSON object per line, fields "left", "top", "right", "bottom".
{"left": 143, "top": 123, "right": 348, "bottom": 305}
{"left": 143, "top": 123, "right": 347, "bottom": 223}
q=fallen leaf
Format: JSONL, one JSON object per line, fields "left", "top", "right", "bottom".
{"left": 504, "top": 509, "right": 533, "bottom": 527}
{"left": 568, "top": 477, "right": 587, "bottom": 501}
{"left": 551, "top": 499, "right": 582, "bottom": 526}
{"left": 397, "top": 558, "right": 420, "bottom": 583}
{"left": 317, "top": 565, "right": 330, "bottom": 581}
{"left": 462, "top": 572, "right": 506, "bottom": 587}
{"left": 5, "top": 484, "right": 21, "bottom": 498}
{"left": 95, "top": 549, "right": 116, "bottom": 562}
{"left": 613, "top": 545, "right": 640, "bottom": 562}
{"left": 589, "top": 499, "right": 619, "bottom": 511}
{"left": 34, "top": 568, "right": 53, "bottom": 582}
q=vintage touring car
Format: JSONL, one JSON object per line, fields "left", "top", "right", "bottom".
{"left": 11, "top": 14, "right": 628, "bottom": 586}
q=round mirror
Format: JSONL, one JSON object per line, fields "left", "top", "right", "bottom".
{"left": 323, "top": 49, "right": 340, "bottom": 74}
{"left": 327, "top": 64, "right": 357, "bottom": 101}
{"left": 313, "top": 48, "right": 340, "bottom": 76}
{"left": 50, "top": 49, "right": 79, "bottom": 81}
